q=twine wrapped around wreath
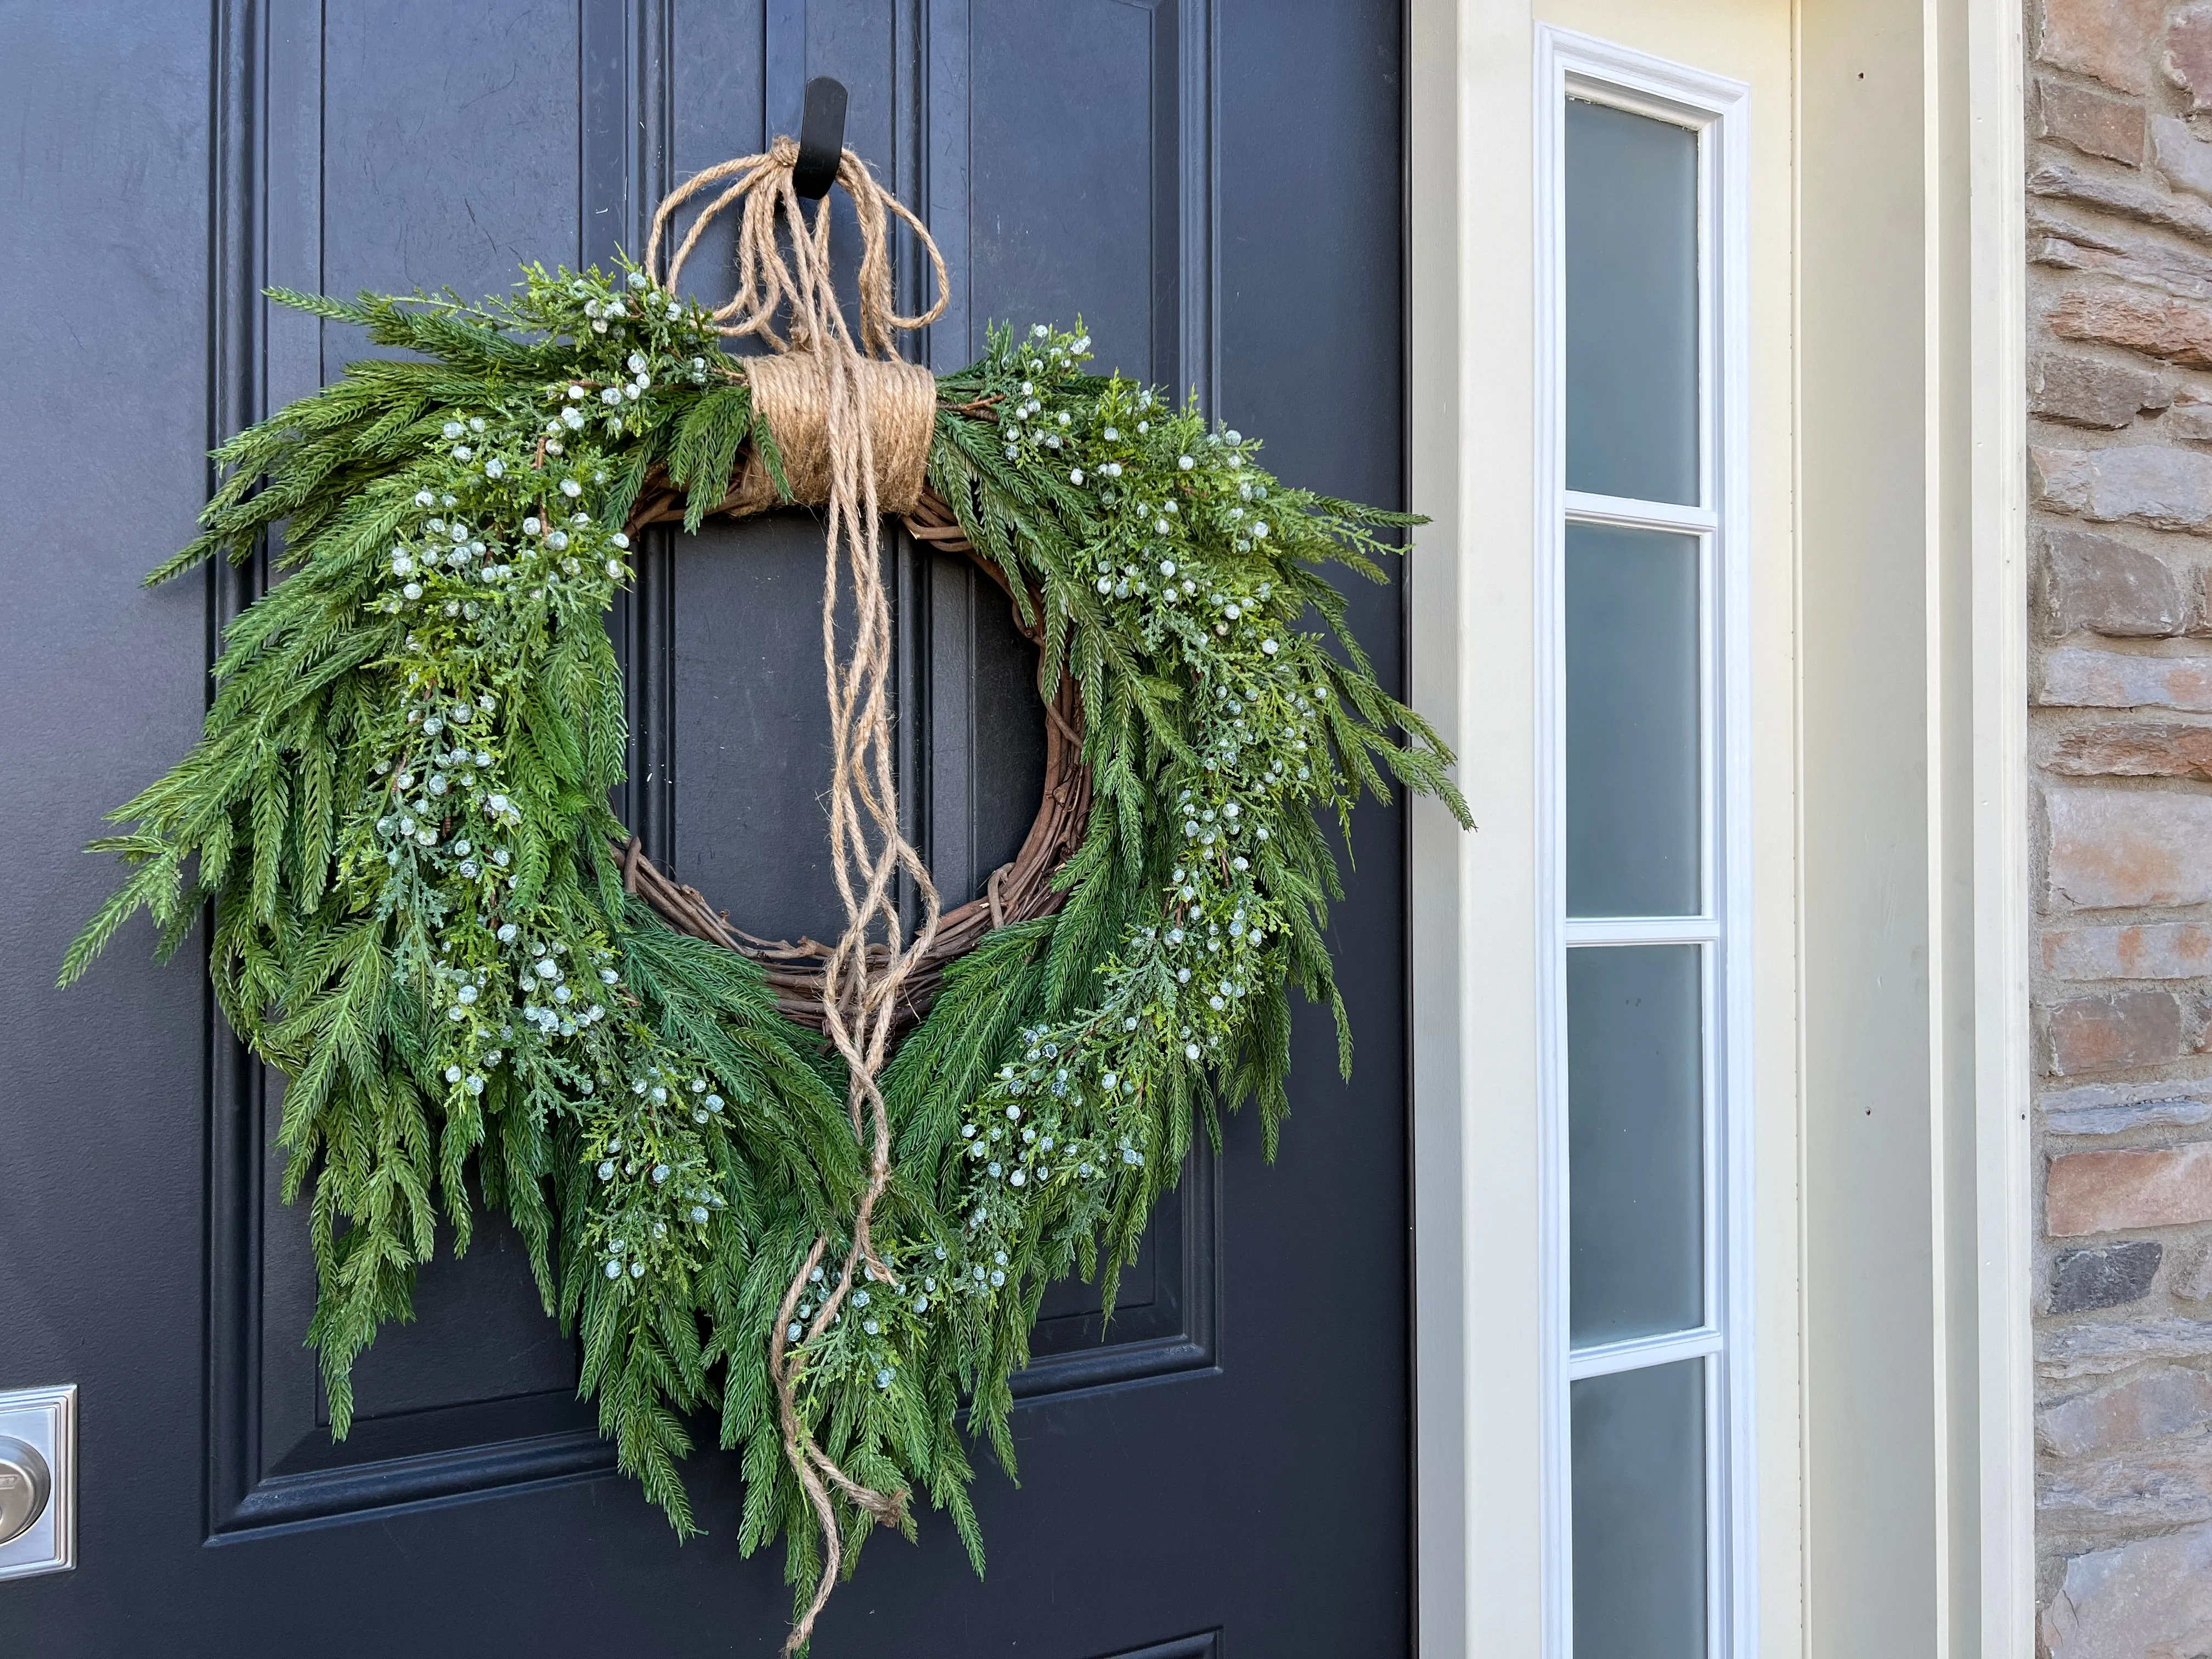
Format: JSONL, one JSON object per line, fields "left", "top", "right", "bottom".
{"left": 728, "top": 350, "right": 937, "bottom": 515}
{"left": 640, "top": 138, "right": 968, "bottom": 1651}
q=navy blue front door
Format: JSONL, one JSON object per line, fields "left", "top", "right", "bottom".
{"left": 1, "top": 4, "right": 1412, "bottom": 1654}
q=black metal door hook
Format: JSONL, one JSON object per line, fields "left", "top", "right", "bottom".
{"left": 793, "top": 77, "right": 848, "bottom": 200}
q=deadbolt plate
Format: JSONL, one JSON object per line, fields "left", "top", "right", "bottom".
{"left": 0, "top": 1436, "right": 49, "bottom": 1547}
{"left": 0, "top": 1385, "right": 75, "bottom": 1582}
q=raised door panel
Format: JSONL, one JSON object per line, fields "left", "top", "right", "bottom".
{"left": 217, "top": 5, "right": 610, "bottom": 1534}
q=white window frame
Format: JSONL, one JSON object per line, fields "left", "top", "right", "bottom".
{"left": 1532, "top": 28, "right": 1753, "bottom": 1659}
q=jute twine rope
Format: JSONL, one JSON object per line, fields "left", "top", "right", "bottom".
{"left": 648, "top": 138, "right": 947, "bottom": 1653}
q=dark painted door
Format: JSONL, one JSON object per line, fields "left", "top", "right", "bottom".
{"left": 1, "top": 4, "right": 1410, "bottom": 1655}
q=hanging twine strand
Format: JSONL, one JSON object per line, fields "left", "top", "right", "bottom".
{"left": 648, "top": 138, "right": 947, "bottom": 1655}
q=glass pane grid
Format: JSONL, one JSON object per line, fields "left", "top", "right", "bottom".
{"left": 1556, "top": 78, "right": 1729, "bottom": 1659}
{"left": 1564, "top": 97, "right": 1700, "bottom": 506}
{"left": 1570, "top": 1359, "right": 1708, "bottom": 1659}
{"left": 1564, "top": 930, "right": 1724, "bottom": 1374}
{"left": 1564, "top": 522, "right": 1702, "bottom": 920}
{"left": 1565, "top": 917, "right": 1718, "bottom": 947}
{"left": 1565, "top": 944, "right": 1706, "bottom": 1348}
{"left": 1568, "top": 1326, "right": 1721, "bottom": 1378}
{"left": 1565, "top": 490, "right": 1717, "bottom": 532}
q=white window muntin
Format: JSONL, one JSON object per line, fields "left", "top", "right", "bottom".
{"left": 1534, "top": 27, "right": 1754, "bottom": 1659}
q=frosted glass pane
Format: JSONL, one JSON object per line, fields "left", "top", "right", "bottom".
{"left": 1568, "top": 945, "right": 1703, "bottom": 1345}
{"left": 1565, "top": 522, "right": 1700, "bottom": 918}
{"left": 1566, "top": 98, "right": 1699, "bottom": 505}
{"left": 1572, "top": 1360, "right": 1707, "bottom": 1659}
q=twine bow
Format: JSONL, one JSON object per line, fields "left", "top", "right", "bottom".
{"left": 648, "top": 138, "right": 948, "bottom": 1653}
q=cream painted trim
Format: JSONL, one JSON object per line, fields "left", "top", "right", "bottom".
{"left": 1966, "top": 0, "right": 2034, "bottom": 1645}
{"left": 1409, "top": 0, "right": 2035, "bottom": 1654}
{"left": 1408, "top": 1, "right": 1541, "bottom": 1655}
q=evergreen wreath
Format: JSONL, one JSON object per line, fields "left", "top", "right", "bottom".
{"left": 64, "top": 139, "right": 1466, "bottom": 1648}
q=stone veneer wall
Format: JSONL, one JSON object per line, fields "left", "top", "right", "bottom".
{"left": 2029, "top": 2, "right": 2212, "bottom": 1652}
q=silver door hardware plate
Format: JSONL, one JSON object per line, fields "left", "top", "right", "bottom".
{"left": 0, "top": 1384, "right": 75, "bottom": 1582}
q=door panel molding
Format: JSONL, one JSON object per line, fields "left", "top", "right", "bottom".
{"left": 1015, "top": 1137, "right": 1219, "bottom": 1400}
{"left": 912, "top": 0, "right": 1223, "bottom": 1401}
{"left": 203, "top": 0, "right": 266, "bottom": 1543}
{"left": 206, "top": 0, "right": 630, "bottom": 1537}
{"left": 923, "top": 0, "right": 1215, "bottom": 405}
{"left": 1094, "top": 1634, "right": 1219, "bottom": 1659}
{"left": 598, "top": 0, "right": 680, "bottom": 862}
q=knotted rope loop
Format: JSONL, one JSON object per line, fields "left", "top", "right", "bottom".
{"left": 647, "top": 142, "right": 948, "bottom": 1656}
{"left": 646, "top": 137, "right": 949, "bottom": 352}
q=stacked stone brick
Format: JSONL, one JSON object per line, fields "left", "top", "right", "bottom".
{"left": 2030, "top": 2, "right": 2212, "bottom": 1651}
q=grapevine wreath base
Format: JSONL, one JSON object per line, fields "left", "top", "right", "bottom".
{"left": 65, "top": 137, "right": 1466, "bottom": 1650}
{"left": 620, "top": 481, "right": 1091, "bottom": 1034}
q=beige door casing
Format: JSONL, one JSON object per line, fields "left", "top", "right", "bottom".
{"left": 1404, "top": 1, "right": 2033, "bottom": 1654}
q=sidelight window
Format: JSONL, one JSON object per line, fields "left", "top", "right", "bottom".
{"left": 1536, "top": 32, "right": 1753, "bottom": 1659}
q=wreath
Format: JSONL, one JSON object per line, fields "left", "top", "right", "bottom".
{"left": 63, "top": 139, "right": 1465, "bottom": 1648}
